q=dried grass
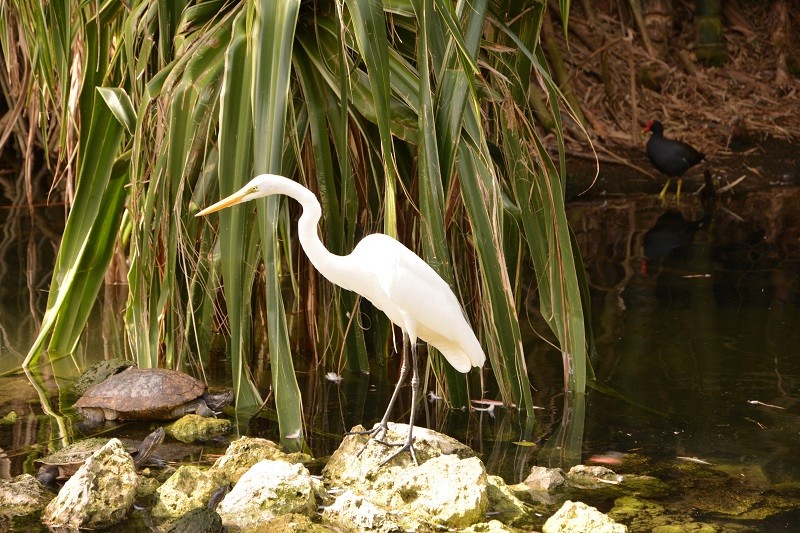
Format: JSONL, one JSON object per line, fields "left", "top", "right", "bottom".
{"left": 556, "top": 1, "right": 800, "bottom": 158}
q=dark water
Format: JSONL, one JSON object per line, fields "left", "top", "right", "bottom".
{"left": 3, "top": 187, "right": 800, "bottom": 530}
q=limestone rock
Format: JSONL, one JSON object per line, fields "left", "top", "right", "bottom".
{"left": 217, "top": 459, "right": 316, "bottom": 531}
{"left": 524, "top": 466, "right": 567, "bottom": 492}
{"left": 543, "top": 500, "right": 627, "bottom": 533}
{"left": 566, "top": 465, "right": 623, "bottom": 488}
{"left": 254, "top": 512, "right": 337, "bottom": 532}
{"left": 323, "top": 423, "right": 475, "bottom": 489}
{"left": 212, "top": 436, "right": 298, "bottom": 483}
{"left": 152, "top": 465, "right": 228, "bottom": 518}
{"left": 136, "top": 475, "right": 161, "bottom": 499}
{"left": 391, "top": 454, "right": 487, "bottom": 528}
{"left": 41, "top": 438, "right": 137, "bottom": 529}
{"left": 461, "top": 519, "right": 517, "bottom": 532}
{"left": 166, "top": 413, "right": 232, "bottom": 443}
{"left": 322, "top": 490, "right": 404, "bottom": 532}
{"left": 486, "top": 474, "right": 527, "bottom": 523}
{"left": 0, "top": 474, "right": 53, "bottom": 517}
{"left": 323, "top": 424, "right": 488, "bottom": 530}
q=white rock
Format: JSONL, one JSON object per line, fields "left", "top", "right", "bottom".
{"left": 567, "top": 465, "right": 624, "bottom": 488}
{"left": 218, "top": 459, "right": 316, "bottom": 531}
{"left": 543, "top": 500, "right": 628, "bottom": 533}
{"left": 390, "top": 454, "right": 488, "bottom": 528}
{"left": 322, "top": 490, "right": 404, "bottom": 532}
{"left": 524, "top": 466, "right": 567, "bottom": 492}
{"left": 211, "top": 436, "right": 288, "bottom": 483}
{"left": 323, "top": 424, "right": 488, "bottom": 530}
{"left": 462, "top": 519, "right": 517, "bottom": 532}
{"left": 323, "top": 423, "right": 474, "bottom": 488}
{"left": 41, "top": 438, "right": 137, "bottom": 529}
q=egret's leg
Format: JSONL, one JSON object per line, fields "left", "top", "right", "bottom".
{"left": 380, "top": 339, "right": 420, "bottom": 466}
{"left": 347, "top": 332, "right": 410, "bottom": 449}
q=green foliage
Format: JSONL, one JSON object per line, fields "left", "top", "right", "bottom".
{"left": 5, "top": 0, "right": 591, "bottom": 444}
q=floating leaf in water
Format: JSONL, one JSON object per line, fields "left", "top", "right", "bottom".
{"left": 471, "top": 403, "right": 496, "bottom": 417}
{"left": 325, "top": 372, "right": 343, "bottom": 383}
{"left": 677, "top": 456, "right": 712, "bottom": 465}
{"left": 427, "top": 391, "right": 442, "bottom": 402}
{"left": 512, "top": 441, "right": 537, "bottom": 447}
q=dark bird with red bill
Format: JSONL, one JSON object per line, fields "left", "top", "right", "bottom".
{"left": 643, "top": 119, "right": 706, "bottom": 200}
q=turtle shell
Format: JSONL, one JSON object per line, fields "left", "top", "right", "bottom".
{"left": 36, "top": 438, "right": 110, "bottom": 471}
{"left": 72, "top": 359, "right": 135, "bottom": 396}
{"left": 74, "top": 367, "right": 207, "bottom": 420}
{"left": 36, "top": 427, "right": 165, "bottom": 482}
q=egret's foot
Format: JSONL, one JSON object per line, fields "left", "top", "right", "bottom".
{"left": 345, "top": 423, "right": 389, "bottom": 458}
{"left": 376, "top": 436, "right": 418, "bottom": 466}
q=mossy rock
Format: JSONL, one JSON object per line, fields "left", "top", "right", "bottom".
{"left": 73, "top": 359, "right": 134, "bottom": 396}
{"left": 166, "top": 414, "right": 231, "bottom": 443}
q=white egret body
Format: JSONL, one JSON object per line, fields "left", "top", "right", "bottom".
{"left": 197, "top": 174, "right": 485, "bottom": 463}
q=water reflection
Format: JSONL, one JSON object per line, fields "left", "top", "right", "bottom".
{"left": 568, "top": 188, "right": 800, "bottom": 486}
{"left": 0, "top": 206, "right": 62, "bottom": 369}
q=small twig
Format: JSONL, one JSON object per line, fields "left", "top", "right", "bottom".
{"left": 747, "top": 400, "right": 785, "bottom": 410}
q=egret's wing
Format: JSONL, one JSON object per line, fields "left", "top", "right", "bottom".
{"left": 349, "top": 234, "right": 485, "bottom": 371}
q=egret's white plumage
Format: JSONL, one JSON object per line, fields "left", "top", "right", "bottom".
{"left": 197, "top": 173, "right": 485, "bottom": 463}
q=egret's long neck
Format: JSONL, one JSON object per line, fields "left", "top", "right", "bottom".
{"left": 274, "top": 177, "right": 350, "bottom": 288}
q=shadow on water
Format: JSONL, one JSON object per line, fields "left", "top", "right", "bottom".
{"left": 4, "top": 183, "right": 800, "bottom": 529}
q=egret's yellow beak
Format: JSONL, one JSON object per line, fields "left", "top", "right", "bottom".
{"left": 195, "top": 188, "right": 250, "bottom": 217}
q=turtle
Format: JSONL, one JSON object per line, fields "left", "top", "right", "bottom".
{"left": 74, "top": 367, "right": 233, "bottom": 426}
{"left": 72, "top": 359, "right": 135, "bottom": 396}
{"left": 36, "top": 427, "right": 165, "bottom": 486}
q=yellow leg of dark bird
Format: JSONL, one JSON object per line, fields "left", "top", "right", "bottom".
{"left": 348, "top": 333, "right": 410, "bottom": 456}
{"left": 675, "top": 178, "right": 683, "bottom": 204}
{"left": 659, "top": 178, "right": 672, "bottom": 200}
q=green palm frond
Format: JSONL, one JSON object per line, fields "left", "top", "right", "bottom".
{"left": 6, "top": 0, "right": 590, "bottom": 446}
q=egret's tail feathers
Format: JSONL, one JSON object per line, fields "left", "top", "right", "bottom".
{"left": 434, "top": 337, "right": 486, "bottom": 373}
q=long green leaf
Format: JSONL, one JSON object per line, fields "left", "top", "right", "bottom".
{"left": 250, "top": 0, "right": 304, "bottom": 451}
{"left": 293, "top": 50, "right": 370, "bottom": 372}
{"left": 417, "top": 0, "right": 469, "bottom": 406}
{"left": 346, "top": 0, "right": 397, "bottom": 238}
{"left": 217, "top": 8, "right": 261, "bottom": 409}
{"left": 48, "top": 159, "right": 130, "bottom": 354}
{"left": 24, "top": 89, "right": 125, "bottom": 365}
{"left": 97, "top": 87, "right": 136, "bottom": 134}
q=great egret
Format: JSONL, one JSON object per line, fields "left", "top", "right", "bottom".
{"left": 196, "top": 174, "right": 486, "bottom": 464}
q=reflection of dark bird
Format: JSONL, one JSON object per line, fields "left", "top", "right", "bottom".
{"left": 641, "top": 210, "right": 703, "bottom": 275}
{"left": 643, "top": 119, "right": 706, "bottom": 200}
